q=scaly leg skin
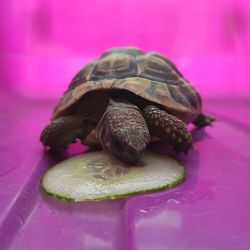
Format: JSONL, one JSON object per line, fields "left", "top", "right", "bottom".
{"left": 40, "top": 115, "right": 91, "bottom": 149}
{"left": 143, "top": 105, "right": 193, "bottom": 154}
{"left": 97, "top": 99, "right": 150, "bottom": 165}
{"left": 193, "top": 113, "right": 215, "bottom": 128}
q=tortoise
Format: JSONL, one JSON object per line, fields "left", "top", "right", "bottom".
{"left": 40, "top": 47, "right": 214, "bottom": 165}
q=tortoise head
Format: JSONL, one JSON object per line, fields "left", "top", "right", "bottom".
{"left": 97, "top": 99, "right": 150, "bottom": 165}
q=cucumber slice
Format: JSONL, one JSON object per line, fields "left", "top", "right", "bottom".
{"left": 42, "top": 151, "right": 185, "bottom": 201}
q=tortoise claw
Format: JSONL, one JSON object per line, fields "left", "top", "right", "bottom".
{"left": 193, "top": 114, "right": 215, "bottom": 128}
{"left": 173, "top": 142, "right": 193, "bottom": 155}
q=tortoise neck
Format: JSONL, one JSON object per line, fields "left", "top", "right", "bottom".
{"left": 109, "top": 91, "right": 149, "bottom": 110}
{"left": 108, "top": 97, "right": 137, "bottom": 110}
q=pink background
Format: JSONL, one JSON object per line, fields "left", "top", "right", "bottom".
{"left": 1, "top": 0, "right": 250, "bottom": 99}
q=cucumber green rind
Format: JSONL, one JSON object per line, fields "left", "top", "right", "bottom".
{"left": 41, "top": 151, "right": 185, "bottom": 202}
{"left": 41, "top": 165, "right": 185, "bottom": 202}
{"left": 41, "top": 183, "right": 75, "bottom": 202}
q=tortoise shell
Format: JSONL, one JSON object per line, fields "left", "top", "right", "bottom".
{"left": 53, "top": 47, "right": 201, "bottom": 123}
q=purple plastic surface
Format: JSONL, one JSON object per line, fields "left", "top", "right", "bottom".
{"left": 0, "top": 90, "right": 249, "bottom": 250}
{"left": 1, "top": 0, "right": 250, "bottom": 249}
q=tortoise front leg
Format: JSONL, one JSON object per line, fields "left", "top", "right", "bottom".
{"left": 143, "top": 105, "right": 193, "bottom": 154}
{"left": 40, "top": 115, "right": 88, "bottom": 149}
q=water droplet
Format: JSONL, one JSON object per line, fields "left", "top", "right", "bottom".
{"left": 139, "top": 209, "right": 147, "bottom": 214}
{"left": 166, "top": 199, "right": 181, "bottom": 205}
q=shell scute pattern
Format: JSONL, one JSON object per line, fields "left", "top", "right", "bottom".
{"left": 168, "top": 86, "right": 191, "bottom": 108}
{"left": 145, "top": 81, "right": 164, "bottom": 100}
{"left": 91, "top": 54, "right": 137, "bottom": 80}
{"left": 149, "top": 52, "right": 184, "bottom": 77}
{"left": 68, "top": 62, "right": 96, "bottom": 91}
{"left": 137, "top": 54, "right": 184, "bottom": 85}
{"left": 178, "top": 85, "right": 200, "bottom": 109}
{"left": 53, "top": 47, "right": 201, "bottom": 123}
